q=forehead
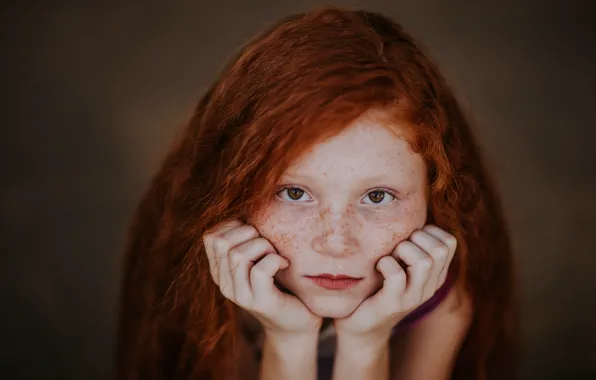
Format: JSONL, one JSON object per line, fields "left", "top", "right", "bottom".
{"left": 283, "top": 115, "right": 423, "bottom": 178}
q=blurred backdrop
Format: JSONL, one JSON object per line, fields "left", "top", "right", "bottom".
{"left": 1, "top": 0, "right": 595, "bottom": 379}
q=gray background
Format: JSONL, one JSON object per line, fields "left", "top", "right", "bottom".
{"left": 1, "top": 0, "right": 595, "bottom": 379}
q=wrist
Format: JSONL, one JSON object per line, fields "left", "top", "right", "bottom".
{"left": 261, "top": 318, "right": 322, "bottom": 339}
{"left": 335, "top": 330, "right": 391, "bottom": 365}
{"left": 263, "top": 329, "right": 319, "bottom": 357}
{"left": 333, "top": 332, "right": 390, "bottom": 380}
{"left": 260, "top": 331, "right": 319, "bottom": 380}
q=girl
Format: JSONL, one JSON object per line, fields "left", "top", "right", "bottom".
{"left": 117, "top": 6, "right": 518, "bottom": 380}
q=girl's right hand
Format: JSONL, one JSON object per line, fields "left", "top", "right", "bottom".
{"left": 203, "top": 220, "right": 323, "bottom": 336}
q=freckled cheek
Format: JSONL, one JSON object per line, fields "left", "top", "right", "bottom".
{"left": 359, "top": 227, "right": 410, "bottom": 263}
{"left": 360, "top": 202, "right": 428, "bottom": 261}
{"left": 251, "top": 205, "right": 316, "bottom": 259}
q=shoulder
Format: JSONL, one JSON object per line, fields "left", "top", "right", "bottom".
{"left": 396, "top": 282, "right": 474, "bottom": 347}
{"left": 422, "top": 282, "right": 473, "bottom": 331}
{"left": 388, "top": 285, "right": 473, "bottom": 378}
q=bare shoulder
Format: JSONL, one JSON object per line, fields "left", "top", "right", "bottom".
{"left": 388, "top": 285, "right": 474, "bottom": 379}
{"left": 442, "top": 283, "right": 474, "bottom": 319}
{"left": 418, "top": 282, "right": 474, "bottom": 335}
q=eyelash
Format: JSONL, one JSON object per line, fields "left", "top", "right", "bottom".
{"left": 367, "top": 187, "right": 400, "bottom": 201}
{"left": 275, "top": 185, "right": 399, "bottom": 204}
{"left": 276, "top": 185, "right": 313, "bottom": 202}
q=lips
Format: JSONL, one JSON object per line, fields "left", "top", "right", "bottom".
{"left": 305, "top": 273, "right": 364, "bottom": 290}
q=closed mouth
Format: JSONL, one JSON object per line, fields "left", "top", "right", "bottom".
{"left": 306, "top": 273, "right": 363, "bottom": 280}
{"left": 305, "top": 274, "right": 364, "bottom": 290}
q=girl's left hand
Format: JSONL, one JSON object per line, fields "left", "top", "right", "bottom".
{"left": 334, "top": 225, "right": 457, "bottom": 341}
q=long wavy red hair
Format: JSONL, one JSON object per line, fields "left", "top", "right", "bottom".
{"left": 117, "top": 6, "right": 517, "bottom": 380}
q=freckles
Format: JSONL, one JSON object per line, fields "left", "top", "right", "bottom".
{"left": 346, "top": 205, "right": 359, "bottom": 221}
{"left": 266, "top": 212, "right": 317, "bottom": 260}
{"left": 391, "top": 228, "right": 411, "bottom": 243}
{"left": 275, "top": 231, "right": 295, "bottom": 248}
{"left": 347, "top": 204, "right": 357, "bottom": 217}
{"left": 262, "top": 219, "right": 301, "bottom": 256}
{"left": 272, "top": 230, "right": 301, "bottom": 258}
{"left": 319, "top": 206, "right": 327, "bottom": 219}
{"left": 251, "top": 206, "right": 296, "bottom": 251}
{"left": 342, "top": 205, "right": 363, "bottom": 233}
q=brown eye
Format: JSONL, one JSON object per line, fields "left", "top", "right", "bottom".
{"left": 368, "top": 190, "right": 385, "bottom": 203}
{"left": 287, "top": 187, "right": 304, "bottom": 200}
{"left": 276, "top": 186, "right": 313, "bottom": 202}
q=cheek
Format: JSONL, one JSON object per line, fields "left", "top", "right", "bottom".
{"left": 361, "top": 200, "right": 428, "bottom": 260}
{"left": 250, "top": 203, "right": 316, "bottom": 258}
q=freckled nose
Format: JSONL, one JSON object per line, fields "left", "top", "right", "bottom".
{"left": 311, "top": 210, "right": 359, "bottom": 258}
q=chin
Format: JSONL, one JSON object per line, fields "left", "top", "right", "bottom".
{"left": 303, "top": 295, "right": 362, "bottom": 319}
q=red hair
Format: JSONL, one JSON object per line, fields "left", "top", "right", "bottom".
{"left": 117, "top": 6, "right": 518, "bottom": 380}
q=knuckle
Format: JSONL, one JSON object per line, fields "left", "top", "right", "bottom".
{"left": 250, "top": 264, "right": 267, "bottom": 279}
{"left": 410, "top": 229, "right": 423, "bottom": 241}
{"left": 213, "top": 237, "right": 231, "bottom": 254}
{"left": 445, "top": 235, "right": 457, "bottom": 250}
{"left": 221, "top": 219, "right": 241, "bottom": 229}
{"left": 255, "top": 237, "right": 274, "bottom": 251}
{"left": 243, "top": 224, "right": 260, "bottom": 237}
{"left": 419, "top": 256, "right": 433, "bottom": 270}
{"left": 433, "top": 244, "right": 449, "bottom": 260}
{"left": 379, "top": 255, "right": 392, "bottom": 264}
{"left": 228, "top": 248, "right": 245, "bottom": 266}
{"left": 422, "top": 224, "right": 438, "bottom": 233}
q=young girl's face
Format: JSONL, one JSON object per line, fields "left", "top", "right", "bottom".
{"left": 251, "top": 114, "right": 428, "bottom": 318}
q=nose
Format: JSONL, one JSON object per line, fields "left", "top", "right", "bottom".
{"left": 311, "top": 206, "right": 359, "bottom": 258}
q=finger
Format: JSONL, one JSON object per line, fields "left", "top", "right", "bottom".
{"left": 250, "top": 253, "right": 289, "bottom": 310}
{"left": 394, "top": 240, "right": 433, "bottom": 306}
{"left": 204, "top": 219, "right": 243, "bottom": 252}
{"left": 374, "top": 256, "right": 407, "bottom": 303}
{"left": 229, "top": 237, "right": 277, "bottom": 305}
{"left": 212, "top": 224, "right": 259, "bottom": 290}
{"left": 409, "top": 229, "right": 449, "bottom": 293}
{"left": 216, "top": 223, "right": 261, "bottom": 259}
{"left": 422, "top": 225, "right": 457, "bottom": 285}
{"left": 203, "top": 219, "right": 243, "bottom": 285}
{"left": 217, "top": 248, "right": 234, "bottom": 298}
{"left": 359, "top": 257, "right": 406, "bottom": 322}
{"left": 215, "top": 224, "right": 260, "bottom": 298}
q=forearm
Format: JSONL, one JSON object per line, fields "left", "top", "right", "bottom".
{"left": 258, "top": 331, "right": 319, "bottom": 380}
{"left": 332, "top": 333, "right": 390, "bottom": 380}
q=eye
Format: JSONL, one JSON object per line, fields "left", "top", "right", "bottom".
{"left": 362, "top": 189, "right": 396, "bottom": 205}
{"left": 277, "top": 186, "right": 313, "bottom": 202}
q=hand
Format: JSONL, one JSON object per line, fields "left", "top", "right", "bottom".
{"left": 202, "top": 220, "right": 322, "bottom": 336}
{"left": 334, "top": 225, "right": 457, "bottom": 341}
